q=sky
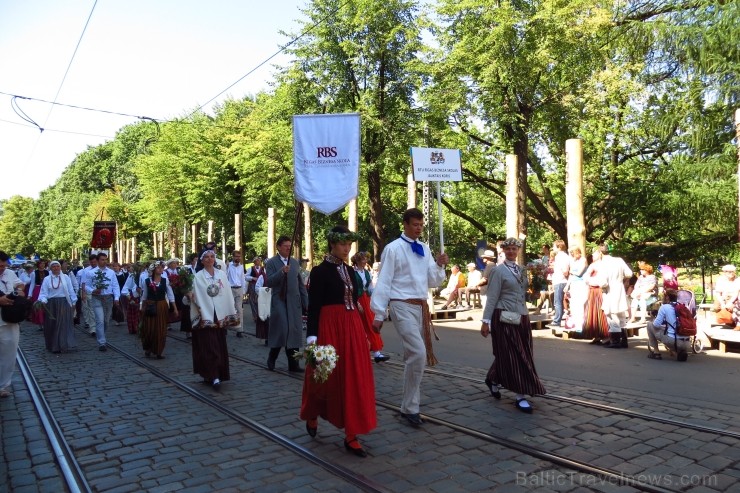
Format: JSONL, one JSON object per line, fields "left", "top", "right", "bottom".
{"left": 0, "top": 0, "right": 306, "bottom": 201}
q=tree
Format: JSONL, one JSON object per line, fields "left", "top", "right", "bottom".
{"left": 0, "top": 196, "right": 41, "bottom": 255}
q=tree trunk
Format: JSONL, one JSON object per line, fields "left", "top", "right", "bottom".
{"left": 368, "top": 167, "right": 386, "bottom": 259}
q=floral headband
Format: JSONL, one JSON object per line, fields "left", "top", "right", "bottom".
{"left": 327, "top": 230, "right": 361, "bottom": 243}
{"left": 200, "top": 249, "right": 216, "bottom": 261}
{"left": 501, "top": 237, "right": 523, "bottom": 248}
{"left": 147, "top": 260, "right": 166, "bottom": 274}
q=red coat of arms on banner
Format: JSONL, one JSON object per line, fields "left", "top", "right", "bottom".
{"left": 91, "top": 221, "right": 116, "bottom": 248}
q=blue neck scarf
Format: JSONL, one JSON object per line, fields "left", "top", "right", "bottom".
{"left": 401, "top": 236, "right": 425, "bottom": 257}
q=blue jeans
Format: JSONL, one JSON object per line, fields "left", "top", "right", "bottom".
{"left": 91, "top": 295, "right": 113, "bottom": 346}
{"left": 553, "top": 283, "right": 566, "bottom": 326}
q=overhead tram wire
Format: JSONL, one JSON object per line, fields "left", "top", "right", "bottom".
{"left": 24, "top": 0, "right": 99, "bottom": 167}
{"left": 188, "top": 0, "right": 354, "bottom": 118}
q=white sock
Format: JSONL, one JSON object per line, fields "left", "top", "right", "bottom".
{"left": 374, "top": 351, "right": 383, "bottom": 357}
{"left": 515, "top": 394, "right": 531, "bottom": 407}
{"left": 213, "top": 378, "right": 220, "bottom": 385}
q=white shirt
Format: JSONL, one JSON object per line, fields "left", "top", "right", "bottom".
{"left": 226, "top": 262, "right": 246, "bottom": 288}
{"left": 466, "top": 270, "right": 482, "bottom": 288}
{"left": 121, "top": 275, "right": 141, "bottom": 298}
{"left": 552, "top": 251, "right": 570, "bottom": 285}
{"left": 84, "top": 267, "right": 121, "bottom": 300}
{"left": 38, "top": 274, "right": 77, "bottom": 306}
{"left": 18, "top": 271, "right": 31, "bottom": 285}
{"left": 370, "top": 233, "right": 446, "bottom": 322}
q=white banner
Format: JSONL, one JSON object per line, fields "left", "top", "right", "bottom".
{"left": 410, "top": 147, "right": 463, "bottom": 182}
{"left": 293, "top": 113, "right": 361, "bottom": 215}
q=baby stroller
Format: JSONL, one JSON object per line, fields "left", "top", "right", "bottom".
{"left": 675, "top": 289, "right": 703, "bottom": 354}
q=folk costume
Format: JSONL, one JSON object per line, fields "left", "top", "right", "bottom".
{"left": 38, "top": 263, "right": 77, "bottom": 353}
{"left": 370, "top": 232, "right": 446, "bottom": 417}
{"left": 121, "top": 273, "right": 142, "bottom": 334}
{"left": 300, "top": 255, "right": 377, "bottom": 440}
{"left": 139, "top": 266, "right": 175, "bottom": 358}
{"left": 354, "top": 267, "right": 384, "bottom": 355}
{"left": 481, "top": 238, "right": 546, "bottom": 412}
{"left": 28, "top": 268, "right": 48, "bottom": 325}
{"left": 189, "top": 256, "right": 236, "bottom": 386}
{"left": 583, "top": 257, "right": 609, "bottom": 341}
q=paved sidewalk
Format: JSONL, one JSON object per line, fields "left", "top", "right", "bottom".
{"left": 2, "top": 311, "right": 739, "bottom": 492}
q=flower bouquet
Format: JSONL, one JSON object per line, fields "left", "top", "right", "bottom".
{"left": 294, "top": 343, "right": 338, "bottom": 383}
{"left": 171, "top": 267, "right": 194, "bottom": 295}
{"left": 526, "top": 260, "right": 549, "bottom": 293}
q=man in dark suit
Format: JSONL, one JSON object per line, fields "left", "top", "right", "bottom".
{"left": 264, "top": 235, "right": 309, "bottom": 371}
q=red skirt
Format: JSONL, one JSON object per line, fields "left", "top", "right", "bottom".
{"left": 125, "top": 298, "right": 140, "bottom": 334}
{"left": 583, "top": 287, "right": 609, "bottom": 339}
{"left": 357, "top": 293, "right": 383, "bottom": 352}
{"left": 300, "top": 304, "right": 377, "bottom": 437}
{"left": 29, "top": 285, "right": 44, "bottom": 325}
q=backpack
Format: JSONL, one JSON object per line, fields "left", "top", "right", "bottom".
{"left": 672, "top": 302, "right": 697, "bottom": 337}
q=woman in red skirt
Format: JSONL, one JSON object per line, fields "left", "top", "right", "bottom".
{"left": 301, "top": 226, "right": 377, "bottom": 457}
{"left": 28, "top": 260, "right": 48, "bottom": 327}
{"left": 351, "top": 251, "right": 389, "bottom": 363}
{"left": 583, "top": 249, "right": 609, "bottom": 344}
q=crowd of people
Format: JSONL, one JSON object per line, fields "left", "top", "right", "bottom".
{"left": 1, "top": 211, "right": 730, "bottom": 457}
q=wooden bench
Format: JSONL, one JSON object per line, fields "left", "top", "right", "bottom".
{"left": 703, "top": 325, "right": 740, "bottom": 353}
{"left": 553, "top": 321, "right": 644, "bottom": 339}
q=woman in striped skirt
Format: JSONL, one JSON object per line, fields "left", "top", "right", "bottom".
{"left": 583, "top": 249, "right": 609, "bottom": 344}
{"left": 38, "top": 261, "right": 77, "bottom": 353}
{"left": 140, "top": 261, "right": 177, "bottom": 359}
{"left": 480, "top": 237, "right": 546, "bottom": 414}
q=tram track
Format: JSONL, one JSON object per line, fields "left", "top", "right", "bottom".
{"left": 15, "top": 347, "right": 92, "bottom": 493}
{"left": 400, "top": 362, "right": 740, "bottom": 440}
{"left": 165, "top": 332, "right": 687, "bottom": 493}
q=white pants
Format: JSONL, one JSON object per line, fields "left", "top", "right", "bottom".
{"left": 647, "top": 322, "right": 691, "bottom": 353}
{"left": 230, "top": 287, "right": 244, "bottom": 332}
{"left": 606, "top": 311, "right": 627, "bottom": 333}
{"left": 0, "top": 323, "right": 20, "bottom": 391}
{"left": 388, "top": 301, "right": 426, "bottom": 415}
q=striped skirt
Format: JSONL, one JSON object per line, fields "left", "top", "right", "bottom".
{"left": 583, "top": 287, "right": 609, "bottom": 339}
{"left": 42, "top": 297, "right": 76, "bottom": 353}
{"left": 140, "top": 299, "right": 169, "bottom": 356}
{"left": 486, "top": 309, "right": 546, "bottom": 396}
{"left": 125, "top": 298, "right": 140, "bottom": 334}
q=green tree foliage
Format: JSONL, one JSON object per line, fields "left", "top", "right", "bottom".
{"left": 0, "top": 196, "right": 41, "bottom": 255}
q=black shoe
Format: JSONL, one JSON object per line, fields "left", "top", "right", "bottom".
{"left": 145, "top": 351, "right": 151, "bottom": 358}
{"left": 306, "top": 421, "right": 317, "bottom": 438}
{"left": 90, "top": 332, "right": 96, "bottom": 337}
{"left": 212, "top": 379, "right": 221, "bottom": 390}
{"left": 289, "top": 365, "right": 304, "bottom": 373}
{"left": 98, "top": 345, "right": 107, "bottom": 352}
{"left": 264, "top": 339, "right": 268, "bottom": 346}
{"left": 266, "top": 359, "right": 275, "bottom": 371}
{"left": 156, "top": 355, "right": 165, "bottom": 360}
{"left": 186, "top": 333, "right": 192, "bottom": 339}
{"left": 374, "top": 354, "right": 390, "bottom": 363}
{"left": 400, "top": 412, "right": 424, "bottom": 427}
{"left": 344, "top": 438, "right": 368, "bottom": 458}
{"left": 484, "top": 378, "right": 502, "bottom": 399}
{"left": 589, "top": 338, "right": 602, "bottom": 345}
{"left": 677, "top": 350, "right": 688, "bottom": 362}
{"left": 515, "top": 398, "right": 533, "bottom": 414}
{"left": 236, "top": 332, "right": 243, "bottom": 338}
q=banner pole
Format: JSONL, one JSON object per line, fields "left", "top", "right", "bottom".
{"left": 436, "top": 181, "right": 444, "bottom": 254}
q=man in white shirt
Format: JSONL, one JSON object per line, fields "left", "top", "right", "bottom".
{"left": 551, "top": 240, "right": 570, "bottom": 327}
{"left": 85, "top": 252, "right": 121, "bottom": 351}
{"left": 0, "top": 250, "right": 27, "bottom": 397}
{"left": 226, "top": 250, "right": 246, "bottom": 337}
{"left": 371, "top": 208, "right": 448, "bottom": 427}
